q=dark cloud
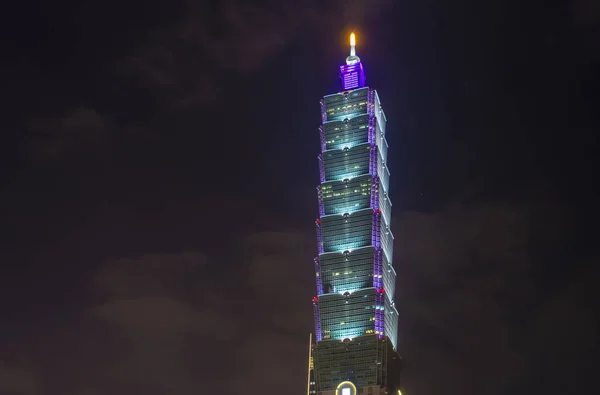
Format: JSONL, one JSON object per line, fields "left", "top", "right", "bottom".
{"left": 395, "top": 197, "right": 593, "bottom": 395}
{"left": 396, "top": 202, "right": 534, "bottom": 394}
{"left": 121, "top": 45, "right": 221, "bottom": 110}
{"left": 230, "top": 230, "right": 316, "bottom": 394}
{"left": 176, "top": 0, "right": 393, "bottom": 72}
{"left": 0, "top": 360, "right": 39, "bottom": 395}
{"left": 19, "top": 0, "right": 394, "bottom": 161}
{"left": 124, "top": 0, "right": 395, "bottom": 108}
{"left": 24, "top": 108, "right": 113, "bottom": 162}
{"left": 0, "top": 226, "right": 315, "bottom": 395}
{"left": 93, "top": 252, "right": 209, "bottom": 298}
{"left": 572, "top": 0, "right": 600, "bottom": 26}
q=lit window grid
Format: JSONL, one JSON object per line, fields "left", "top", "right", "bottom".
{"left": 316, "top": 180, "right": 393, "bottom": 292}
{"left": 323, "top": 103, "right": 368, "bottom": 124}
{"left": 322, "top": 114, "right": 372, "bottom": 151}
{"left": 320, "top": 246, "right": 376, "bottom": 294}
{"left": 314, "top": 335, "right": 386, "bottom": 389}
{"left": 318, "top": 290, "right": 377, "bottom": 341}
{"left": 320, "top": 176, "right": 372, "bottom": 216}
{"left": 314, "top": 84, "right": 400, "bottom": 391}
{"left": 319, "top": 143, "right": 385, "bottom": 186}
{"left": 322, "top": 143, "right": 372, "bottom": 182}
{"left": 321, "top": 87, "right": 370, "bottom": 122}
{"left": 317, "top": 244, "right": 396, "bottom": 305}
{"left": 318, "top": 210, "right": 392, "bottom": 267}
{"left": 320, "top": 209, "right": 374, "bottom": 253}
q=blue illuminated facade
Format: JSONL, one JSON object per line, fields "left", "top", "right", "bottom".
{"left": 308, "top": 34, "right": 402, "bottom": 395}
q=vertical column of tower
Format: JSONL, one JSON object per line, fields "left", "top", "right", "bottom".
{"left": 317, "top": 186, "right": 325, "bottom": 217}
{"left": 312, "top": 296, "right": 322, "bottom": 342}
{"left": 314, "top": 257, "right": 323, "bottom": 295}
{"left": 319, "top": 125, "right": 327, "bottom": 152}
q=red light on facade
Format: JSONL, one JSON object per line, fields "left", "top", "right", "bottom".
{"left": 315, "top": 218, "right": 321, "bottom": 223}
{"left": 312, "top": 297, "right": 319, "bottom": 303}
{"left": 376, "top": 209, "right": 381, "bottom": 214}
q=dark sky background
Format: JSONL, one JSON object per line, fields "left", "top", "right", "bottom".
{"left": 1, "top": 0, "right": 599, "bottom": 394}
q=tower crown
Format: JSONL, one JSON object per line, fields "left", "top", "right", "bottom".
{"left": 346, "top": 32, "right": 360, "bottom": 65}
{"left": 340, "top": 32, "right": 365, "bottom": 90}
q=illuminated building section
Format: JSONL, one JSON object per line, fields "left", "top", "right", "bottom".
{"left": 318, "top": 175, "right": 373, "bottom": 216}
{"left": 309, "top": 33, "right": 402, "bottom": 395}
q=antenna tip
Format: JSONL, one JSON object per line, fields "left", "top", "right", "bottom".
{"left": 350, "top": 32, "right": 356, "bottom": 47}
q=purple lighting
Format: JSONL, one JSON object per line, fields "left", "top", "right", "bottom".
{"left": 367, "top": 89, "right": 376, "bottom": 120}
{"left": 340, "top": 62, "right": 366, "bottom": 91}
{"left": 320, "top": 99, "right": 327, "bottom": 123}
{"left": 317, "top": 186, "right": 325, "bottom": 216}
{"left": 369, "top": 145, "right": 378, "bottom": 177}
{"left": 318, "top": 154, "right": 326, "bottom": 183}
{"left": 312, "top": 298, "right": 322, "bottom": 341}
{"left": 339, "top": 33, "right": 366, "bottom": 91}
{"left": 314, "top": 257, "right": 324, "bottom": 295}
{"left": 315, "top": 219, "right": 324, "bottom": 254}
{"left": 370, "top": 176, "right": 380, "bottom": 210}
{"left": 373, "top": 248, "right": 383, "bottom": 289}
{"left": 372, "top": 209, "right": 381, "bottom": 248}
{"left": 375, "top": 291, "right": 385, "bottom": 338}
{"left": 319, "top": 125, "right": 327, "bottom": 152}
{"left": 367, "top": 116, "right": 376, "bottom": 145}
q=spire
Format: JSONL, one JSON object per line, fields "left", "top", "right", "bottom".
{"left": 340, "top": 32, "right": 365, "bottom": 90}
{"left": 346, "top": 32, "right": 361, "bottom": 65}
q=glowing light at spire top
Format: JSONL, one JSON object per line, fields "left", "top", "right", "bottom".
{"left": 350, "top": 33, "right": 356, "bottom": 56}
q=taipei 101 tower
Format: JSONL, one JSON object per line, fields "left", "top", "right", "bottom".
{"left": 307, "top": 33, "right": 402, "bottom": 395}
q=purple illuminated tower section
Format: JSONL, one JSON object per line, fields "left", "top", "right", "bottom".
{"left": 306, "top": 33, "right": 402, "bottom": 395}
{"left": 339, "top": 33, "right": 366, "bottom": 90}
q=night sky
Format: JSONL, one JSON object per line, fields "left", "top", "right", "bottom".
{"left": 1, "top": 1, "right": 599, "bottom": 394}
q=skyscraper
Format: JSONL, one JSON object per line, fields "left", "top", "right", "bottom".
{"left": 308, "top": 34, "right": 402, "bottom": 395}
